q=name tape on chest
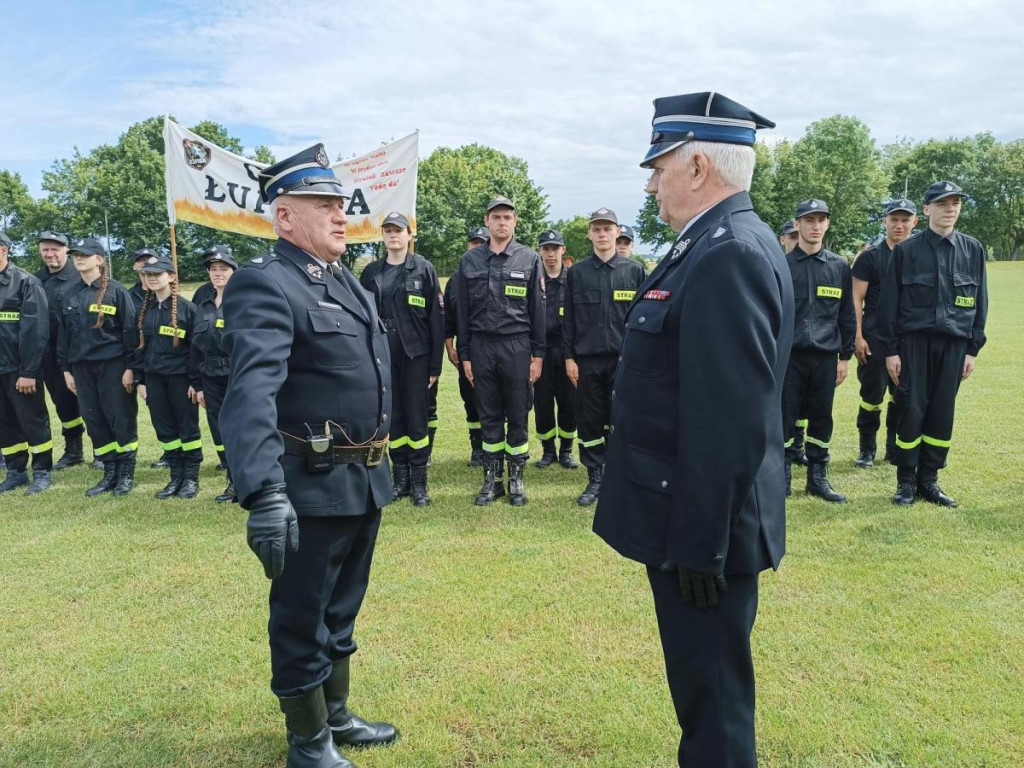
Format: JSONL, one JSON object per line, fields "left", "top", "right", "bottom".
{"left": 642, "top": 290, "right": 671, "bottom": 301}
{"left": 509, "top": 270, "right": 526, "bottom": 280}
{"left": 816, "top": 286, "right": 842, "bottom": 299}
{"left": 407, "top": 294, "right": 426, "bottom": 308}
{"left": 505, "top": 285, "right": 528, "bottom": 298}
{"left": 158, "top": 325, "right": 187, "bottom": 339}
{"left": 89, "top": 303, "right": 117, "bottom": 315}
{"left": 613, "top": 290, "right": 636, "bottom": 302}
{"left": 215, "top": 318, "right": 225, "bottom": 328}
{"left": 954, "top": 295, "right": 975, "bottom": 308}
{"left": 0, "top": 311, "right": 20, "bottom": 321}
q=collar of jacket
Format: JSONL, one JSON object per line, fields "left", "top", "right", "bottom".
{"left": 677, "top": 191, "right": 755, "bottom": 250}
{"left": 588, "top": 252, "right": 621, "bottom": 269}
{"left": 793, "top": 244, "right": 827, "bottom": 262}
{"left": 924, "top": 227, "right": 957, "bottom": 247}
{"left": 274, "top": 238, "right": 328, "bottom": 283}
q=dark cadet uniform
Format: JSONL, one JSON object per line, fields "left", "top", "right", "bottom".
{"left": 0, "top": 231, "right": 54, "bottom": 494}
{"left": 128, "top": 279, "right": 148, "bottom": 310}
{"left": 191, "top": 280, "right": 216, "bottom": 308}
{"left": 563, "top": 209, "right": 646, "bottom": 504}
{"left": 34, "top": 232, "right": 86, "bottom": 466}
{"left": 444, "top": 266, "right": 482, "bottom": 463}
{"left": 219, "top": 144, "right": 396, "bottom": 768}
{"left": 58, "top": 240, "right": 139, "bottom": 496}
{"left": 454, "top": 200, "right": 545, "bottom": 506}
{"left": 782, "top": 200, "right": 855, "bottom": 503}
{"left": 875, "top": 181, "right": 987, "bottom": 507}
{"left": 595, "top": 93, "right": 791, "bottom": 768}
{"left": 532, "top": 229, "right": 576, "bottom": 468}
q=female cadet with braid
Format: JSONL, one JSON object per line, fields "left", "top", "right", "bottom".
{"left": 59, "top": 240, "right": 139, "bottom": 496}
{"left": 135, "top": 254, "right": 202, "bottom": 499}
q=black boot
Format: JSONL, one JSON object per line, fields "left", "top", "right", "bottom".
{"left": 215, "top": 448, "right": 227, "bottom": 472}
{"left": 0, "top": 452, "right": 5, "bottom": 471}
{"left": 475, "top": 458, "right": 505, "bottom": 505}
{"left": 577, "top": 466, "right": 603, "bottom": 506}
{"left": 534, "top": 439, "right": 556, "bottom": 468}
{"left": 86, "top": 460, "right": 118, "bottom": 497}
{"left": 410, "top": 465, "right": 431, "bottom": 507}
{"left": 508, "top": 458, "right": 527, "bottom": 506}
{"left": 53, "top": 433, "right": 84, "bottom": 471}
{"left": 892, "top": 466, "right": 917, "bottom": 506}
{"left": 917, "top": 468, "right": 957, "bottom": 507}
{"left": 467, "top": 429, "right": 483, "bottom": 467}
{"left": 279, "top": 687, "right": 354, "bottom": 768}
{"left": 112, "top": 453, "right": 137, "bottom": 497}
{"left": 90, "top": 456, "right": 104, "bottom": 470}
{"left": 25, "top": 470, "right": 53, "bottom": 495}
{"left": 784, "top": 455, "right": 792, "bottom": 497}
{"left": 215, "top": 472, "right": 236, "bottom": 504}
{"left": 792, "top": 424, "right": 808, "bottom": 466}
{"left": 155, "top": 455, "right": 183, "bottom": 499}
{"left": 855, "top": 431, "right": 877, "bottom": 468}
{"left": 176, "top": 455, "right": 201, "bottom": 499}
{"left": 323, "top": 657, "right": 399, "bottom": 749}
{"left": 391, "top": 462, "right": 410, "bottom": 500}
{"left": 151, "top": 450, "right": 170, "bottom": 469}
{"left": 806, "top": 461, "right": 847, "bottom": 503}
{"left": 425, "top": 426, "right": 436, "bottom": 467}
{"left": 0, "top": 468, "right": 29, "bottom": 493}
{"left": 558, "top": 439, "right": 579, "bottom": 469}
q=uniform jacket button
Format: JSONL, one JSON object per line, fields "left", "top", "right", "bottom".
{"left": 638, "top": 316, "right": 646, "bottom": 324}
{"left": 382, "top": 414, "right": 388, "bottom": 422}
{"left": 713, "top": 553, "right": 724, "bottom": 562}
{"left": 660, "top": 480, "right": 668, "bottom": 489}
{"left": 609, "top": 425, "right": 616, "bottom": 436}
{"left": 376, "top": 357, "right": 382, "bottom": 366}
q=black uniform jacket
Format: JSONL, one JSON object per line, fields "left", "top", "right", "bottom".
{"left": 0, "top": 262, "right": 48, "bottom": 378}
{"left": 594, "top": 192, "right": 794, "bottom": 576}
{"left": 57, "top": 277, "right": 138, "bottom": 370}
{"left": 562, "top": 253, "right": 646, "bottom": 358}
{"left": 134, "top": 294, "right": 200, "bottom": 386}
{"left": 36, "top": 260, "right": 81, "bottom": 343}
{"left": 219, "top": 239, "right": 393, "bottom": 515}
{"left": 454, "top": 240, "right": 545, "bottom": 360}
{"left": 443, "top": 269, "right": 459, "bottom": 340}
{"left": 850, "top": 240, "right": 892, "bottom": 338}
{"left": 191, "top": 281, "right": 216, "bottom": 308}
{"left": 360, "top": 252, "right": 444, "bottom": 376}
{"left": 543, "top": 266, "right": 567, "bottom": 346}
{"left": 189, "top": 296, "right": 230, "bottom": 380}
{"left": 875, "top": 228, "right": 988, "bottom": 357}
{"left": 128, "top": 281, "right": 148, "bottom": 311}
{"left": 786, "top": 245, "right": 855, "bottom": 358}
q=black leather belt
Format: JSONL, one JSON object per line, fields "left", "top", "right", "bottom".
{"left": 280, "top": 431, "right": 387, "bottom": 466}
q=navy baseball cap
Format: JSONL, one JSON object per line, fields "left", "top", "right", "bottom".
{"left": 618, "top": 225, "right": 635, "bottom": 242}
{"left": 780, "top": 219, "right": 797, "bottom": 236}
{"left": 924, "top": 181, "right": 965, "bottom": 204}
{"left": 202, "top": 244, "right": 238, "bottom": 270}
{"left": 538, "top": 229, "right": 565, "bottom": 247}
{"left": 795, "top": 199, "right": 830, "bottom": 219}
{"left": 68, "top": 237, "right": 108, "bottom": 257}
{"left": 468, "top": 226, "right": 490, "bottom": 243}
{"left": 884, "top": 198, "right": 917, "bottom": 215}
{"left": 382, "top": 211, "right": 410, "bottom": 229}
{"left": 38, "top": 230, "right": 69, "bottom": 246}
{"left": 486, "top": 196, "right": 516, "bottom": 212}
{"left": 589, "top": 207, "right": 619, "bottom": 225}
{"left": 133, "top": 247, "right": 159, "bottom": 262}
{"left": 641, "top": 91, "right": 775, "bottom": 168}
{"left": 139, "top": 253, "right": 177, "bottom": 274}
{"left": 259, "top": 143, "right": 346, "bottom": 204}
{"left": 0, "top": 230, "right": 11, "bottom": 248}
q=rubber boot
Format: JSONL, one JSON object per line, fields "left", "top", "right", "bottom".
{"left": 892, "top": 466, "right": 917, "bottom": 506}
{"left": 806, "top": 461, "right": 847, "bottom": 503}
{"left": 917, "top": 468, "right": 957, "bottom": 507}
{"left": 558, "top": 439, "right": 579, "bottom": 469}
{"left": 534, "top": 439, "right": 556, "bottom": 468}
{"left": 25, "top": 470, "right": 53, "bottom": 495}
{"left": 508, "top": 458, "right": 527, "bottom": 506}
{"left": 53, "top": 433, "right": 84, "bottom": 471}
{"left": 792, "top": 424, "right": 808, "bottom": 466}
{"left": 112, "top": 453, "right": 137, "bottom": 497}
{"left": 467, "top": 429, "right": 483, "bottom": 467}
{"left": 0, "top": 469, "right": 29, "bottom": 493}
{"left": 323, "top": 657, "right": 399, "bottom": 749}
{"left": 410, "top": 465, "right": 431, "bottom": 507}
{"left": 883, "top": 402, "right": 898, "bottom": 463}
{"left": 784, "top": 455, "right": 792, "bottom": 497}
{"left": 278, "top": 687, "right": 354, "bottom": 768}
{"left": 176, "top": 454, "right": 201, "bottom": 499}
{"left": 155, "top": 454, "right": 183, "bottom": 499}
{"left": 86, "top": 460, "right": 118, "bottom": 497}
{"left": 425, "top": 426, "right": 437, "bottom": 467}
{"left": 391, "top": 462, "right": 410, "bottom": 500}
{"left": 474, "top": 457, "right": 505, "bottom": 506}
{"left": 577, "top": 466, "right": 603, "bottom": 506}
{"left": 855, "top": 431, "right": 876, "bottom": 468}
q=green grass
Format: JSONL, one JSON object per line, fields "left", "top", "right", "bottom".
{"left": 2, "top": 265, "right": 1023, "bottom": 768}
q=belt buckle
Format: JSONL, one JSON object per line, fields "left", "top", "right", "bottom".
{"left": 366, "top": 442, "right": 385, "bottom": 467}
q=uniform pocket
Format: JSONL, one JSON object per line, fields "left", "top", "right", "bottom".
{"left": 952, "top": 272, "right": 979, "bottom": 309}
{"left": 621, "top": 302, "right": 669, "bottom": 377}
{"left": 901, "top": 271, "right": 936, "bottom": 308}
{"left": 307, "top": 309, "right": 361, "bottom": 369}
{"left": 624, "top": 445, "right": 674, "bottom": 552}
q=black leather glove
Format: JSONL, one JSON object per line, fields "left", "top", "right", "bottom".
{"left": 245, "top": 484, "right": 299, "bottom": 579}
{"left": 677, "top": 568, "right": 728, "bottom": 609}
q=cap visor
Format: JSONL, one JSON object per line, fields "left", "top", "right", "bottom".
{"left": 928, "top": 192, "right": 965, "bottom": 204}
{"left": 640, "top": 141, "right": 685, "bottom": 169}
{"left": 281, "top": 181, "right": 349, "bottom": 199}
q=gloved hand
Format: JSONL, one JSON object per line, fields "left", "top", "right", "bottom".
{"left": 245, "top": 484, "right": 299, "bottom": 579}
{"left": 677, "top": 568, "right": 728, "bottom": 609}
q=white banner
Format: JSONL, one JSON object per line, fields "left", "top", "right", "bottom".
{"left": 163, "top": 118, "right": 418, "bottom": 243}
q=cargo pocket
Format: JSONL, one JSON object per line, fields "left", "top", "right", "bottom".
{"left": 624, "top": 445, "right": 674, "bottom": 553}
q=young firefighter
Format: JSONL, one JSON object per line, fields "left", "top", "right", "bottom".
{"left": 59, "top": 238, "right": 139, "bottom": 496}
{"left": 135, "top": 253, "right": 203, "bottom": 500}
{"left": 779, "top": 218, "right": 808, "bottom": 465}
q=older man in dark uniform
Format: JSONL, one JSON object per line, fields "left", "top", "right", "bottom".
{"left": 594, "top": 92, "right": 793, "bottom": 768}
{"left": 220, "top": 145, "right": 397, "bottom": 768}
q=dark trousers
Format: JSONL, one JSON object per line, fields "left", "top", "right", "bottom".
{"left": 427, "top": 379, "right": 438, "bottom": 432}
{"left": 782, "top": 350, "right": 838, "bottom": 463}
{"left": 648, "top": 567, "right": 760, "bottom": 768}
{"left": 458, "top": 362, "right": 480, "bottom": 428}
{"left": 202, "top": 374, "right": 228, "bottom": 465}
{"left": 576, "top": 354, "right": 617, "bottom": 470}
{"left": 387, "top": 335, "right": 431, "bottom": 467}
{"left": 471, "top": 333, "right": 532, "bottom": 460}
{"left": 145, "top": 372, "right": 202, "bottom": 460}
{"left": 533, "top": 342, "right": 576, "bottom": 446}
{"left": 72, "top": 359, "right": 138, "bottom": 460}
{"left": 269, "top": 506, "right": 382, "bottom": 697}
{"left": 856, "top": 335, "right": 897, "bottom": 441}
{"left": 41, "top": 343, "right": 84, "bottom": 439}
{"left": 892, "top": 332, "right": 967, "bottom": 470}
{"left": 0, "top": 371, "right": 52, "bottom": 472}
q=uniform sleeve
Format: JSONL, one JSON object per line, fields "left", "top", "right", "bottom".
{"left": 562, "top": 267, "right": 576, "bottom": 359}
{"left": 968, "top": 246, "right": 987, "bottom": 356}
{"left": 188, "top": 319, "right": 203, "bottom": 385}
{"left": 528, "top": 253, "right": 545, "bottom": 358}
{"left": 443, "top": 278, "right": 457, "bottom": 340}
{"left": 850, "top": 248, "right": 874, "bottom": 283}
{"left": 669, "top": 243, "right": 784, "bottom": 574}
{"left": 185, "top": 304, "right": 202, "bottom": 389}
{"left": 875, "top": 243, "right": 902, "bottom": 357}
{"left": 455, "top": 260, "right": 472, "bottom": 362}
{"left": 118, "top": 285, "right": 139, "bottom": 369}
{"left": 56, "top": 293, "right": 71, "bottom": 372}
{"left": 219, "top": 267, "right": 294, "bottom": 507}
{"left": 18, "top": 278, "right": 49, "bottom": 378}
{"left": 838, "top": 261, "right": 856, "bottom": 360}
{"left": 426, "top": 263, "right": 444, "bottom": 376}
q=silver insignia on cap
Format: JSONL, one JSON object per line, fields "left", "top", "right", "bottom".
{"left": 944, "top": 183, "right": 953, "bottom": 191}
{"left": 147, "top": 256, "right": 157, "bottom": 264}
{"left": 315, "top": 145, "right": 330, "bottom": 168}
{"left": 810, "top": 201, "right": 818, "bottom": 208}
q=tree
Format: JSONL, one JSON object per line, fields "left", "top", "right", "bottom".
{"left": 635, "top": 194, "right": 674, "bottom": 254}
{"left": 0, "top": 171, "right": 36, "bottom": 258}
{"left": 549, "top": 215, "right": 591, "bottom": 262}
{"left": 415, "top": 144, "right": 549, "bottom": 275}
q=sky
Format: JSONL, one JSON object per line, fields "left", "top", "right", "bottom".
{"left": 3, "top": 0, "right": 1023, "bottom": 247}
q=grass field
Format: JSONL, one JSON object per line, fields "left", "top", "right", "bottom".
{"left": 2, "top": 265, "right": 1022, "bottom": 768}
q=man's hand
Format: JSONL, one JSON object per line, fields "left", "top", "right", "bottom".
{"left": 446, "top": 345, "right": 459, "bottom": 368}
{"left": 196, "top": 390, "right": 206, "bottom": 408}
{"left": 463, "top": 360, "right": 474, "bottom": 386}
{"left": 246, "top": 484, "right": 300, "bottom": 579}
{"left": 962, "top": 354, "right": 976, "bottom": 380}
{"left": 836, "top": 359, "right": 849, "bottom": 386}
{"left": 121, "top": 369, "right": 134, "bottom": 393}
{"left": 886, "top": 355, "right": 901, "bottom": 386}
{"left": 529, "top": 356, "right": 543, "bottom": 384}
{"left": 138, "top": 384, "right": 147, "bottom": 401}
{"left": 565, "top": 358, "right": 579, "bottom": 388}
{"left": 15, "top": 377, "right": 36, "bottom": 395}
{"left": 64, "top": 372, "right": 77, "bottom": 395}
{"left": 677, "top": 568, "right": 728, "bottom": 609}
{"left": 855, "top": 335, "right": 871, "bottom": 365}
{"left": 428, "top": 375, "right": 439, "bottom": 388}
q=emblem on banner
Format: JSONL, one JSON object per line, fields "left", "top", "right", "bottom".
{"left": 182, "top": 139, "right": 211, "bottom": 171}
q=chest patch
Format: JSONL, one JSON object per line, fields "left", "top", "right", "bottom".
{"left": 613, "top": 290, "right": 636, "bottom": 302}
{"left": 505, "top": 285, "right": 527, "bottom": 298}
{"left": 509, "top": 270, "right": 526, "bottom": 280}
{"left": 954, "top": 295, "right": 975, "bottom": 308}
{"left": 89, "top": 303, "right": 117, "bottom": 315}
{"left": 642, "top": 290, "right": 671, "bottom": 301}
{"left": 817, "top": 286, "right": 842, "bottom": 299}
{"left": 0, "top": 311, "right": 20, "bottom": 321}
{"left": 408, "top": 294, "right": 426, "bottom": 308}
{"left": 158, "top": 325, "right": 187, "bottom": 339}
{"left": 215, "top": 318, "right": 225, "bottom": 328}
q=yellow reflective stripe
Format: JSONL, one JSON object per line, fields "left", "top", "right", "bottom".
{"left": 161, "top": 439, "right": 182, "bottom": 451}
{"left": 482, "top": 440, "right": 506, "bottom": 453}
{"left": 860, "top": 400, "right": 884, "bottom": 412}
{"left": 88, "top": 303, "right": 117, "bottom": 315}
{"left": 896, "top": 436, "right": 921, "bottom": 450}
{"left": 116, "top": 441, "right": 139, "bottom": 453}
{"left": 505, "top": 285, "right": 527, "bottom": 298}
{"left": 579, "top": 436, "right": 605, "bottom": 448}
{"left": 213, "top": 443, "right": 225, "bottom": 452}
{"left": 536, "top": 427, "right": 557, "bottom": 440}
{"left": 783, "top": 438, "right": 794, "bottom": 448}
{"left": 0, "top": 311, "right": 20, "bottom": 321}
{"left": 557, "top": 428, "right": 576, "bottom": 440}
{"left": 62, "top": 417, "right": 85, "bottom": 429}
{"left": 427, "top": 419, "right": 439, "bottom": 429}
{"left": 922, "top": 435, "right": 952, "bottom": 448}
{"left": 613, "top": 290, "right": 636, "bottom": 301}
{"left": 2, "top": 442, "right": 29, "bottom": 455}
{"left": 817, "top": 286, "right": 842, "bottom": 299}
{"left": 407, "top": 294, "right": 426, "bottom": 308}
{"left": 804, "top": 436, "right": 831, "bottom": 449}
{"left": 94, "top": 442, "right": 118, "bottom": 456}
{"left": 30, "top": 441, "right": 54, "bottom": 454}
{"left": 181, "top": 439, "right": 203, "bottom": 451}
{"left": 795, "top": 419, "right": 809, "bottom": 428}
{"left": 506, "top": 442, "right": 529, "bottom": 456}
{"left": 389, "top": 436, "right": 409, "bottom": 449}
{"left": 158, "top": 325, "right": 186, "bottom": 339}
{"left": 407, "top": 435, "right": 430, "bottom": 450}
{"left": 466, "top": 421, "right": 482, "bottom": 429}
{"left": 954, "top": 296, "right": 975, "bottom": 308}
